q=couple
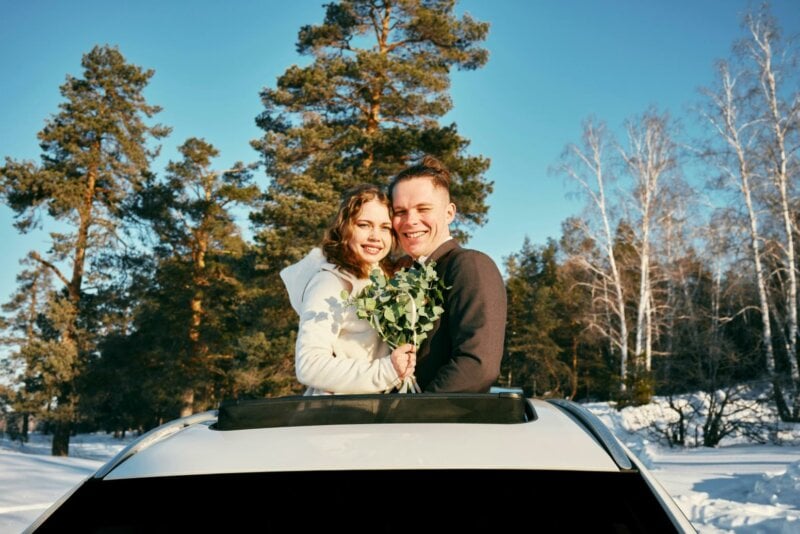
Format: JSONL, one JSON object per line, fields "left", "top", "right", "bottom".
{"left": 280, "top": 156, "right": 507, "bottom": 395}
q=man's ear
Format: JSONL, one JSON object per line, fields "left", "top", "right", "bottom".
{"left": 445, "top": 202, "right": 456, "bottom": 224}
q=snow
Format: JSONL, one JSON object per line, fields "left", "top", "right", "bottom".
{"left": 586, "top": 399, "right": 800, "bottom": 533}
{"left": 1, "top": 398, "right": 799, "bottom": 534}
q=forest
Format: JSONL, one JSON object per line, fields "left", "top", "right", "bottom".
{"left": 1, "top": 1, "right": 799, "bottom": 456}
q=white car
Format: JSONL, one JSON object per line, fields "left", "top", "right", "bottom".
{"left": 27, "top": 393, "right": 695, "bottom": 533}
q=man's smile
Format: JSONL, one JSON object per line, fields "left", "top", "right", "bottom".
{"left": 404, "top": 230, "right": 427, "bottom": 239}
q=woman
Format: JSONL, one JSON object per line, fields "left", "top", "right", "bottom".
{"left": 280, "top": 184, "right": 416, "bottom": 395}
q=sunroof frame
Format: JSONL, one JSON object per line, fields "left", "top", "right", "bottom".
{"left": 215, "top": 392, "right": 536, "bottom": 430}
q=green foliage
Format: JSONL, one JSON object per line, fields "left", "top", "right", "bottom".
{"left": 502, "top": 238, "right": 576, "bottom": 397}
{"left": 248, "top": 0, "right": 492, "bottom": 396}
{"left": 2, "top": 45, "right": 169, "bottom": 236}
{"left": 0, "top": 45, "right": 168, "bottom": 452}
{"left": 344, "top": 262, "right": 448, "bottom": 349}
{"left": 251, "top": 0, "right": 492, "bottom": 263}
{"left": 617, "top": 371, "right": 655, "bottom": 409}
{"left": 114, "top": 137, "right": 264, "bottom": 415}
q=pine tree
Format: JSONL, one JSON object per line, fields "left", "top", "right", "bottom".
{"left": 130, "top": 138, "right": 259, "bottom": 416}
{"left": 249, "top": 0, "right": 492, "bottom": 393}
{"left": 503, "top": 239, "right": 571, "bottom": 398}
{"left": 0, "top": 45, "right": 169, "bottom": 455}
{"left": 0, "top": 255, "right": 55, "bottom": 442}
{"left": 252, "top": 0, "right": 491, "bottom": 256}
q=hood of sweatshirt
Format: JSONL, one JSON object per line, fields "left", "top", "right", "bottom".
{"left": 280, "top": 247, "right": 359, "bottom": 314}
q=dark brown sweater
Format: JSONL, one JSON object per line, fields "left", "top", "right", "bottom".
{"left": 413, "top": 240, "right": 507, "bottom": 393}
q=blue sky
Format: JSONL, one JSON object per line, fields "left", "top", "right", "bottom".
{"left": 2, "top": 0, "right": 799, "bottom": 304}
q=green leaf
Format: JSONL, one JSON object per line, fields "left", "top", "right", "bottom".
{"left": 340, "top": 259, "right": 449, "bottom": 353}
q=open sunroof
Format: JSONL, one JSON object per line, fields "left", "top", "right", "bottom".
{"left": 215, "top": 392, "right": 536, "bottom": 430}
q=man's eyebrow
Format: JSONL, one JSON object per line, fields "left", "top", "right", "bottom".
{"left": 396, "top": 202, "right": 434, "bottom": 209}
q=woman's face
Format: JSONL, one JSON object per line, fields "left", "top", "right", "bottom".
{"left": 348, "top": 198, "right": 393, "bottom": 267}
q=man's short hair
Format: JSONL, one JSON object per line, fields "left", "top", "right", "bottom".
{"left": 388, "top": 155, "right": 451, "bottom": 200}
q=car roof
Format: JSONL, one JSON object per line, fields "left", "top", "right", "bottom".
{"left": 99, "top": 394, "right": 628, "bottom": 480}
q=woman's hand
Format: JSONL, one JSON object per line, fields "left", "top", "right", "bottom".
{"left": 390, "top": 343, "right": 416, "bottom": 379}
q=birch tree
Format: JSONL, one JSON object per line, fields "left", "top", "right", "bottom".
{"left": 618, "top": 110, "right": 679, "bottom": 375}
{"left": 700, "top": 58, "right": 787, "bottom": 416}
{"left": 556, "top": 119, "right": 630, "bottom": 389}
{"left": 744, "top": 7, "right": 800, "bottom": 420}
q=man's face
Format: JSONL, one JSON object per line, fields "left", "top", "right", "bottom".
{"left": 391, "top": 176, "right": 456, "bottom": 259}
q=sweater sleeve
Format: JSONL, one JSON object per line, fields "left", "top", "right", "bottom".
{"left": 425, "top": 251, "right": 507, "bottom": 393}
{"left": 294, "top": 270, "right": 401, "bottom": 394}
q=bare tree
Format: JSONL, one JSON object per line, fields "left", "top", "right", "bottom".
{"left": 655, "top": 176, "right": 697, "bottom": 389}
{"left": 744, "top": 6, "right": 800, "bottom": 419}
{"left": 556, "top": 119, "right": 630, "bottom": 388}
{"left": 701, "top": 58, "right": 785, "bottom": 412}
{"left": 618, "top": 110, "right": 680, "bottom": 374}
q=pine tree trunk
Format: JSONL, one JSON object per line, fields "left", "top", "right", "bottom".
{"left": 569, "top": 339, "right": 579, "bottom": 400}
{"left": 180, "top": 389, "right": 194, "bottom": 418}
{"left": 22, "top": 413, "right": 29, "bottom": 441}
{"left": 51, "top": 418, "right": 71, "bottom": 456}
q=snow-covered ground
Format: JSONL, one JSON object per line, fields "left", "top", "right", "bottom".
{"left": 587, "top": 400, "right": 800, "bottom": 533}
{"left": 1, "top": 397, "right": 799, "bottom": 534}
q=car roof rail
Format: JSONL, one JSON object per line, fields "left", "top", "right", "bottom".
{"left": 216, "top": 392, "right": 537, "bottom": 430}
{"left": 94, "top": 410, "right": 218, "bottom": 479}
{"left": 546, "top": 399, "right": 634, "bottom": 471}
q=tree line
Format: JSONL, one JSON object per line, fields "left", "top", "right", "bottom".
{"left": 502, "top": 4, "right": 800, "bottom": 440}
{"left": 0, "top": 2, "right": 797, "bottom": 455}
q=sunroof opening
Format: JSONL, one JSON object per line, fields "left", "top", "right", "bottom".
{"left": 215, "top": 393, "right": 536, "bottom": 430}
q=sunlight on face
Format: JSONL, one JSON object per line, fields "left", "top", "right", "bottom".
{"left": 391, "top": 177, "right": 456, "bottom": 259}
{"left": 348, "top": 199, "right": 393, "bottom": 267}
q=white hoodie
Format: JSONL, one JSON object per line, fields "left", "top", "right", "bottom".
{"left": 280, "top": 248, "right": 401, "bottom": 395}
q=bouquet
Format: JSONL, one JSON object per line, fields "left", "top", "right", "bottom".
{"left": 343, "top": 261, "right": 448, "bottom": 393}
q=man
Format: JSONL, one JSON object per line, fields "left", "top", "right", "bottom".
{"left": 389, "top": 155, "right": 506, "bottom": 392}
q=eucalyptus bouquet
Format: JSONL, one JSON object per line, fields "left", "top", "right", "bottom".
{"left": 343, "top": 261, "right": 448, "bottom": 393}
